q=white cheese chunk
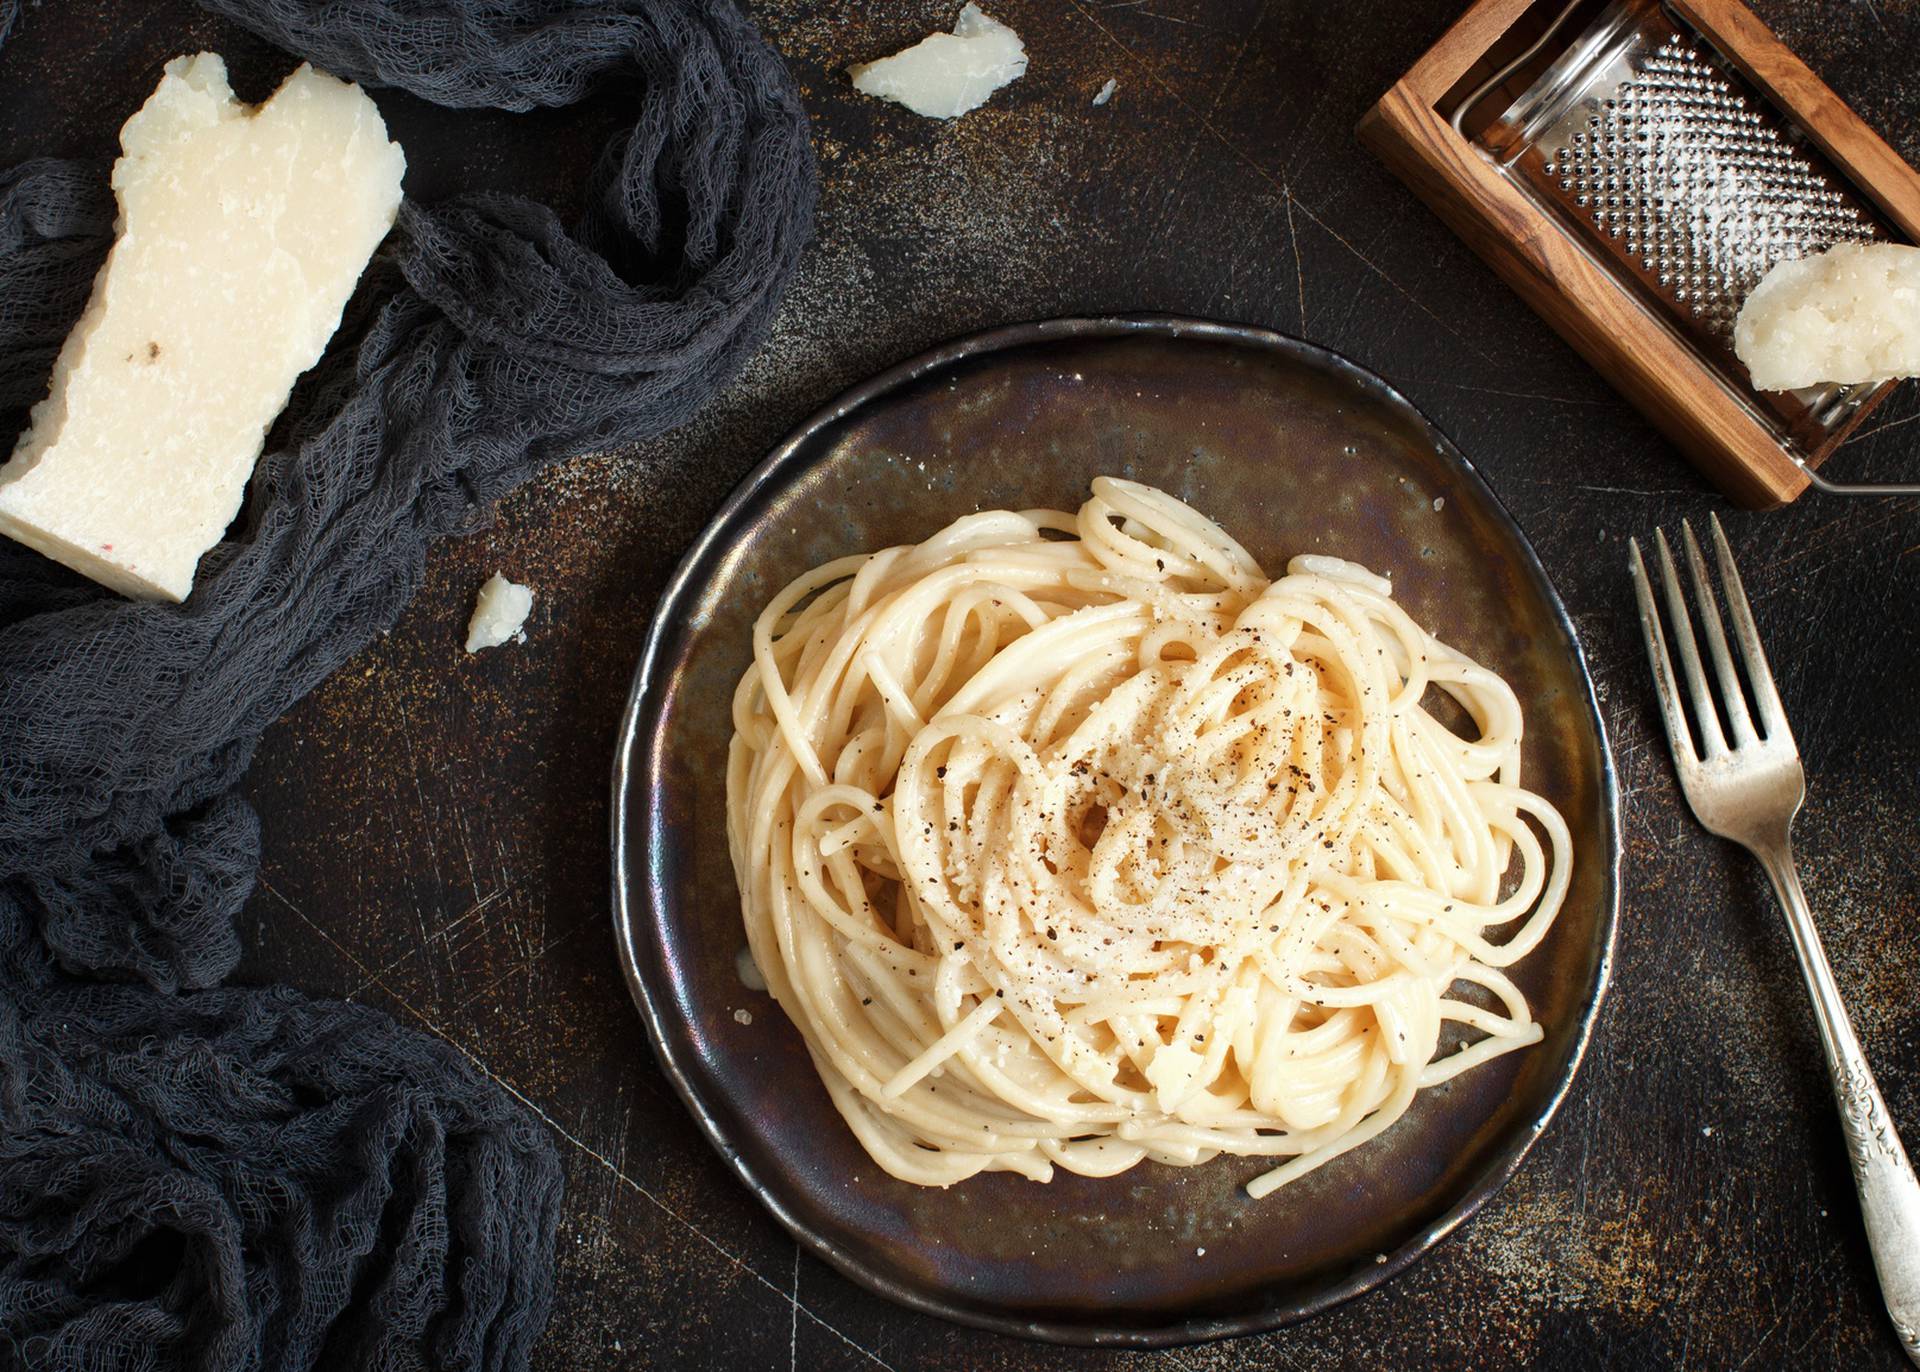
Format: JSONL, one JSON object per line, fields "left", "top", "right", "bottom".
{"left": 0, "top": 52, "right": 406, "bottom": 601}
{"left": 465, "top": 574, "right": 533, "bottom": 652}
{"left": 1734, "top": 243, "right": 1920, "bottom": 391}
{"left": 848, "top": 4, "right": 1028, "bottom": 121}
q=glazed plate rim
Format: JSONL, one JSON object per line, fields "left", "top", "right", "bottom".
{"left": 609, "top": 314, "right": 1622, "bottom": 1347}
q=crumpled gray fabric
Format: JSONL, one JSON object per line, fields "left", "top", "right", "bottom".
{"left": 0, "top": 0, "right": 815, "bottom": 1366}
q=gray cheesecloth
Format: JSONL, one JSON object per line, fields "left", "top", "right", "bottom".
{"left": 0, "top": 0, "right": 815, "bottom": 1366}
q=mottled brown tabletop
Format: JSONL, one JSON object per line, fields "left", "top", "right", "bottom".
{"left": 6, "top": 1, "right": 1919, "bottom": 1368}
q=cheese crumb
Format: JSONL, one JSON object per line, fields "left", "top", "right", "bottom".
{"left": 465, "top": 574, "right": 533, "bottom": 652}
{"left": 1093, "top": 79, "right": 1118, "bottom": 107}
{"left": 1734, "top": 243, "right": 1920, "bottom": 391}
{"left": 848, "top": 4, "right": 1027, "bottom": 120}
{"left": 0, "top": 53, "right": 405, "bottom": 601}
{"left": 733, "top": 1008, "right": 754, "bottom": 1026}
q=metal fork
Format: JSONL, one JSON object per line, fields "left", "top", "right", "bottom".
{"left": 1630, "top": 515, "right": 1920, "bottom": 1366}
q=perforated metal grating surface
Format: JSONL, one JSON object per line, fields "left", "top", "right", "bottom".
{"left": 1542, "top": 34, "right": 1878, "bottom": 337}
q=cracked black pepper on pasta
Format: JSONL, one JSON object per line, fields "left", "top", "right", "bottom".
{"left": 727, "top": 478, "right": 1569, "bottom": 1196}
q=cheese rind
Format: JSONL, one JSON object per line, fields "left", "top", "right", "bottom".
{"left": 0, "top": 52, "right": 406, "bottom": 601}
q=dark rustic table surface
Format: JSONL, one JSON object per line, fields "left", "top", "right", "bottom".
{"left": 6, "top": 1, "right": 1920, "bottom": 1368}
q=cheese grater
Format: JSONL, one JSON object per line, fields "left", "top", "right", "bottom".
{"left": 1360, "top": 0, "right": 1920, "bottom": 505}
{"left": 1461, "top": 0, "right": 1895, "bottom": 480}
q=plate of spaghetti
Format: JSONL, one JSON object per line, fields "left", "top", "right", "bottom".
{"left": 612, "top": 316, "right": 1619, "bottom": 1345}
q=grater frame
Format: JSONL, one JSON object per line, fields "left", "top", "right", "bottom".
{"left": 1358, "top": 0, "right": 1920, "bottom": 507}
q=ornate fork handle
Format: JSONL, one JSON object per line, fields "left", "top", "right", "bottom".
{"left": 1757, "top": 843, "right": 1920, "bottom": 1367}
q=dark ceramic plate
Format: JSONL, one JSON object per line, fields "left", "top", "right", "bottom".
{"left": 610, "top": 317, "right": 1619, "bottom": 1347}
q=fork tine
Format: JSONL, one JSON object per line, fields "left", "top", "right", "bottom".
{"left": 1679, "top": 520, "right": 1756, "bottom": 746}
{"left": 1707, "top": 512, "right": 1793, "bottom": 744}
{"left": 1629, "top": 537, "right": 1700, "bottom": 766}
{"left": 1653, "top": 526, "right": 1728, "bottom": 757}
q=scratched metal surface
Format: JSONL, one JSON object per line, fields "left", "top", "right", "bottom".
{"left": 2, "top": 1, "right": 1918, "bottom": 1368}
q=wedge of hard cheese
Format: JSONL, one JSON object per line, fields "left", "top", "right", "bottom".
{"left": 0, "top": 53, "right": 405, "bottom": 602}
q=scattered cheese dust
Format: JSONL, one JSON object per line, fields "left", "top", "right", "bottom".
{"left": 465, "top": 574, "right": 533, "bottom": 652}
{"left": 1734, "top": 242, "right": 1920, "bottom": 390}
{"left": 848, "top": 4, "right": 1027, "bottom": 120}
